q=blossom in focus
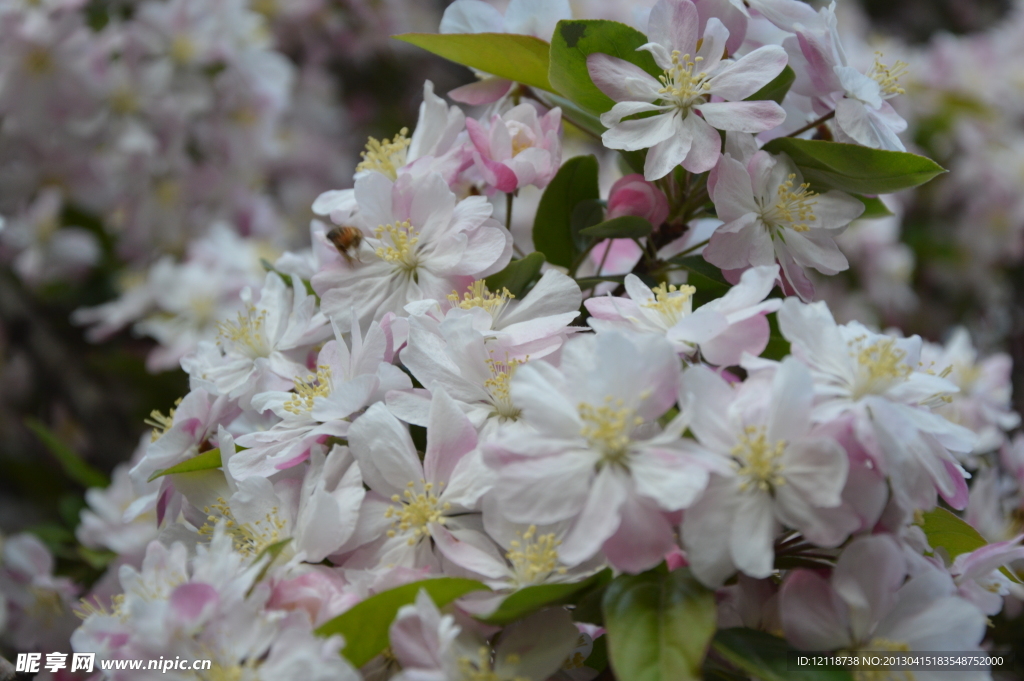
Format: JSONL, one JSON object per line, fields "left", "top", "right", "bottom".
{"left": 181, "top": 271, "right": 332, "bottom": 409}
{"left": 681, "top": 359, "right": 854, "bottom": 586}
{"left": 232, "top": 312, "right": 411, "bottom": 478}
{"left": 312, "top": 171, "right": 512, "bottom": 327}
{"left": 466, "top": 104, "right": 563, "bottom": 193}
{"left": 343, "top": 390, "right": 493, "bottom": 570}
{"left": 585, "top": 265, "right": 782, "bottom": 365}
{"left": 486, "top": 331, "right": 727, "bottom": 573}
{"left": 777, "top": 299, "right": 977, "bottom": 513}
{"left": 587, "top": 0, "right": 787, "bottom": 179}
{"left": 704, "top": 151, "right": 864, "bottom": 301}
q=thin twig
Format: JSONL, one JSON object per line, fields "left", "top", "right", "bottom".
{"left": 787, "top": 110, "right": 836, "bottom": 138}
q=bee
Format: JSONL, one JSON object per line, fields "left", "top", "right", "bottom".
{"left": 326, "top": 226, "right": 363, "bottom": 265}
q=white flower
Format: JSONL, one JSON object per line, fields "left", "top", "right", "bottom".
{"left": 781, "top": 535, "right": 989, "bottom": 681}
{"left": 585, "top": 266, "right": 782, "bottom": 365}
{"left": 175, "top": 430, "right": 365, "bottom": 565}
{"left": 704, "top": 151, "right": 864, "bottom": 301}
{"left": 181, "top": 271, "right": 332, "bottom": 408}
{"left": 486, "top": 331, "right": 726, "bottom": 573}
{"left": 312, "top": 171, "right": 513, "bottom": 328}
{"left": 680, "top": 358, "right": 854, "bottom": 586}
{"left": 232, "top": 313, "right": 411, "bottom": 478}
{"left": 777, "top": 299, "right": 977, "bottom": 512}
{"left": 921, "top": 328, "right": 1021, "bottom": 455}
{"left": 586, "top": 0, "right": 787, "bottom": 179}
{"left": 343, "top": 389, "right": 494, "bottom": 570}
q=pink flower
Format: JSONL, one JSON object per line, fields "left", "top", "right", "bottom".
{"left": 465, "top": 104, "right": 563, "bottom": 193}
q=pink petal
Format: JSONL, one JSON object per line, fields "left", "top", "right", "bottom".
{"left": 696, "top": 100, "right": 787, "bottom": 133}
{"left": 586, "top": 53, "right": 662, "bottom": 103}
{"left": 709, "top": 45, "right": 789, "bottom": 101}
{"left": 681, "top": 113, "right": 723, "bottom": 173}
{"left": 648, "top": 0, "right": 700, "bottom": 52}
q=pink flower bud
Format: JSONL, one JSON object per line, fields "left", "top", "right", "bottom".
{"left": 607, "top": 174, "right": 669, "bottom": 227}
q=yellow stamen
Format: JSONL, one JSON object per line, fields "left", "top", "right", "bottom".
{"left": 447, "top": 280, "right": 515, "bottom": 317}
{"left": 485, "top": 356, "right": 525, "bottom": 420}
{"left": 383, "top": 481, "right": 451, "bottom": 546}
{"left": 283, "top": 365, "right": 332, "bottom": 415}
{"left": 198, "top": 498, "right": 287, "bottom": 557}
{"left": 145, "top": 397, "right": 183, "bottom": 442}
{"left": 868, "top": 52, "right": 908, "bottom": 97}
{"left": 374, "top": 220, "right": 420, "bottom": 273}
{"left": 506, "top": 525, "right": 567, "bottom": 587}
{"left": 643, "top": 282, "right": 696, "bottom": 325}
{"left": 732, "top": 425, "right": 786, "bottom": 492}
{"left": 579, "top": 397, "right": 642, "bottom": 465}
{"left": 356, "top": 128, "right": 411, "bottom": 180}
{"left": 658, "top": 51, "right": 711, "bottom": 108}
{"left": 772, "top": 174, "right": 817, "bottom": 232}
{"left": 216, "top": 305, "right": 270, "bottom": 357}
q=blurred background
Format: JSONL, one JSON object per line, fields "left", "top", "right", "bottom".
{"left": 4, "top": 0, "right": 1024, "bottom": 663}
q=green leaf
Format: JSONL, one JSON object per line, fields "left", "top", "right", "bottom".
{"left": 485, "top": 252, "right": 546, "bottom": 297}
{"left": 533, "top": 155, "right": 600, "bottom": 268}
{"left": 602, "top": 568, "right": 716, "bottom": 681}
{"left": 712, "top": 628, "right": 853, "bottom": 681}
{"left": 539, "top": 90, "right": 607, "bottom": 138}
{"left": 479, "top": 570, "right": 612, "bottom": 626}
{"left": 147, "top": 448, "right": 222, "bottom": 482}
{"left": 396, "top": 33, "right": 552, "bottom": 92}
{"left": 669, "top": 255, "right": 730, "bottom": 308}
{"left": 78, "top": 546, "right": 117, "bottom": 570}
{"left": 853, "top": 195, "right": 894, "bottom": 219}
{"left": 761, "top": 312, "right": 791, "bottom": 362}
{"left": 571, "top": 199, "right": 606, "bottom": 251}
{"left": 252, "top": 539, "right": 293, "bottom": 587}
{"left": 579, "top": 216, "right": 653, "bottom": 240}
{"left": 761, "top": 138, "right": 946, "bottom": 195}
{"left": 316, "top": 578, "right": 489, "bottom": 667}
{"left": 25, "top": 417, "right": 108, "bottom": 489}
{"left": 745, "top": 66, "right": 795, "bottom": 104}
{"left": 574, "top": 275, "right": 627, "bottom": 289}
{"left": 919, "top": 507, "right": 987, "bottom": 560}
{"left": 549, "top": 20, "right": 659, "bottom": 114}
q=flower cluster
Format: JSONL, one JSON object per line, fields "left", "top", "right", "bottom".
{"left": 3, "top": 0, "right": 1024, "bottom": 680}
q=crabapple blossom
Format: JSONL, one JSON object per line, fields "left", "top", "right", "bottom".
{"left": 921, "top": 328, "right": 1020, "bottom": 454}
{"left": 585, "top": 265, "right": 782, "bottom": 364}
{"left": 466, "top": 104, "right": 563, "bottom": 193}
{"left": 780, "top": 535, "right": 989, "bottom": 680}
{"left": 703, "top": 150, "right": 865, "bottom": 301}
{"left": 777, "top": 299, "right": 978, "bottom": 513}
{"left": 232, "top": 312, "right": 411, "bottom": 478}
{"left": 485, "top": 331, "right": 727, "bottom": 573}
{"left": 342, "top": 390, "right": 493, "bottom": 570}
{"left": 312, "top": 171, "right": 512, "bottom": 327}
{"left": 181, "top": 271, "right": 332, "bottom": 408}
{"left": 680, "top": 359, "right": 855, "bottom": 586}
{"left": 751, "top": 0, "right": 910, "bottom": 149}
{"left": 587, "top": 0, "right": 787, "bottom": 179}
